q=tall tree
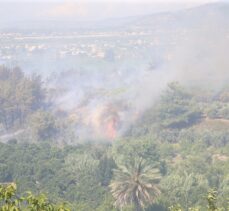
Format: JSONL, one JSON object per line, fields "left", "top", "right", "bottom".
{"left": 109, "top": 158, "right": 161, "bottom": 211}
{"left": 0, "top": 66, "right": 45, "bottom": 130}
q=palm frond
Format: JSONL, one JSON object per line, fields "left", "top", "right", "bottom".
{"left": 109, "top": 158, "right": 161, "bottom": 210}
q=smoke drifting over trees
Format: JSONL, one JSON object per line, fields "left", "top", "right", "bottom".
{"left": 42, "top": 3, "right": 229, "bottom": 141}
{"left": 0, "top": 2, "right": 229, "bottom": 211}
{"left": 0, "top": 2, "right": 229, "bottom": 141}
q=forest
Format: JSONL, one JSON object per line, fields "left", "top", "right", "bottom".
{"left": 0, "top": 66, "right": 228, "bottom": 211}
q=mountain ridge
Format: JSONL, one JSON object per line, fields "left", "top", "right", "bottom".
{"left": 1, "top": 2, "right": 229, "bottom": 33}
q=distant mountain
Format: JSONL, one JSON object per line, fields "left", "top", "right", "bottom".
{"left": 0, "top": 16, "right": 139, "bottom": 33}
{"left": 125, "top": 2, "right": 229, "bottom": 31}
{"left": 1, "top": 2, "right": 229, "bottom": 33}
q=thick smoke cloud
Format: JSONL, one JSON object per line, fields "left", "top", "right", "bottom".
{"left": 170, "top": 6, "right": 229, "bottom": 88}
{"left": 52, "top": 6, "right": 229, "bottom": 141}
{"left": 2, "top": 2, "right": 229, "bottom": 141}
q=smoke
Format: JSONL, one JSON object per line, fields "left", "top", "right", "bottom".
{"left": 2, "top": 2, "right": 229, "bottom": 141}
{"left": 53, "top": 4, "right": 229, "bottom": 141}
{"left": 169, "top": 5, "right": 229, "bottom": 89}
{"left": 49, "top": 57, "right": 176, "bottom": 141}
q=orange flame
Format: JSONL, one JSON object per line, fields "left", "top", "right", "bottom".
{"left": 106, "top": 117, "right": 118, "bottom": 140}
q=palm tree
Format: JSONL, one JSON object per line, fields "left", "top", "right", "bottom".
{"left": 109, "top": 158, "right": 161, "bottom": 211}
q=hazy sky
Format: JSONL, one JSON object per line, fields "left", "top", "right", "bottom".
{"left": 0, "top": 0, "right": 225, "bottom": 22}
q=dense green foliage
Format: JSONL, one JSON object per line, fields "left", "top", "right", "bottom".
{"left": 169, "top": 189, "right": 228, "bottom": 211}
{"left": 0, "top": 183, "right": 70, "bottom": 210}
{"left": 0, "top": 66, "right": 44, "bottom": 131}
{"left": 155, "top": 82, "right": 202, "bottom": 129}
{"left": 0, "top": 66, "right": 228, "bottom": 210}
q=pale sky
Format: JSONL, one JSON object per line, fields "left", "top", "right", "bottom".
{"left": 0, "top": 0, "right": 224, "bottom": 23}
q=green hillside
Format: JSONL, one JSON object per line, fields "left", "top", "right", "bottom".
{"left": 0, "top": 67, "right": 228, "bottom": 210}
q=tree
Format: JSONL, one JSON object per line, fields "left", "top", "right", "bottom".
{"left": 29, "top": 110, "right": 58, "bottom": 141}
{"left": 112, "top": 137, "right": 160, "bottom": 166}
{"left": 169, "top": 189, "right": 228, "bottom": 211}
{"left": 160, "top": 171, "right": 208, "bottom": 210}
{"left": 155, "top": 82, "right": 202, "bottom": 129}
{"left": 0, "top": 66, "right": 45, "bottom": 130}
{"left": 109, "top": 158, "right": 161, "bottom": 211}
{"left": 64, "top": 153, "right": 105, "bottom": 208}
{"left": 0, "top": 183, "right": 71, "bottom": 210}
